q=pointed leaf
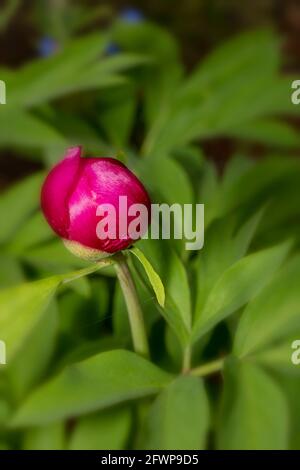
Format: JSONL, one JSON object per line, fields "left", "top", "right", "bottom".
{"left": 11, "top": 350, "right": 172, "bottom": 427}
{"left": 234, "top": 255, "right": 300, "bottom": 358}
{"left": 193, "top": 241, "right": 291, "bottom": 341}
{"left": 130, "top": 247, "right": 165, "bottom": 307}
{"left": 69, "top": 408, "right": 131, "bottom": 450}
{"left": 141, "top": 376, "right": 210, "bottom": 450}
{"left": 218, "top": 359, "right": 289, "bottom": 450}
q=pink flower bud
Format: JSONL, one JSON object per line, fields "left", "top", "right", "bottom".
{"left": 41, "top": 147, "right": 151, "bottom": 259}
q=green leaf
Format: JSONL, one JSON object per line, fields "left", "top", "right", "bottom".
{"left": 43, "top": 52, "right": 152, "bottom": 99}
{"left": 52, "top": 69, "right": 126, "bottom": 96}
{"left": 112, "top": 21, "right": 183, "bottom": 131}
{"left": 11, "top": 350, "right": 172, "bottom": 427}
{"left": 0, "top": 172, "right": 44, "bottom": 244}
{"left": 89, "top": 52, "right": 152, "bottom": 76}
{"left": 218, "top": 359, "right": 289, "bottom": 450}
{"left": 69, "top": 407, "right": 131, "bottom": 450}
{"left": 139, "top": 155, "right": 194, "bottom": 255}
{"left": 195, "top": 209, "right": 264, "bottom": 320}
{"left": 112, "top": 21, "right": 179, "bottom": 63}
{"left": 113, "top": 21, "right": 183, "bottom": 130}
{"left": 0, "top": 254, "right": 24, "bottom": 288}
{"left": 227, "top": 119, "right": 300, "bottom": 148}
{"left": 234, "top": 255, "right": 300, "bottom": 358}
{"left": 0, "top": 277, "right": 59, "bottom": 362}
{"left": 257, "top": 177, "right": 300, "bottom": 235}
{"left": 133, "top": 247, "right": 191, "bottom": 346}
{"left": 144, "top": 30, "right": 284, "bottom": 155}
{"left": 142, "top": 61, "right": 182, "bottom": 129}
{"left": 7, "top": 32, "right": 107, "bottom": 107}
{"left": 130, "top": 247, "right": 165, "bottom": 307}
{"left": 98, "top": 84, "right": 136, "bottom": 148}
{"left": 20, "top": 239, "right": 90, "bottom": 272}
{"left": 0, "top": 400, "right": 10, "bottom": 426}
{"left": 57, "top": 280, "right": 108, "bottom": 342}
{"left": 46, "top": 112, "right": 110, "bottom": 159}
{"left": 204, "top": 157, "right": 299, "bottom": 227}
{"left": 7, "top": 300, "right": 58, "bottom": 401}
{"left": 56, "top": 338, "right": 120, "bottom": 372}
{"left": 198, "top": 160, "right": 219, "bottom": 226}
{"left": 219, "top": 157, "right": 300, "bottom": 216}
{"left": 0, "top": 262, "right": 112, "bottom": 364}
{"left": 251, "top": 335, "right": 300, "bottom": 376}
{"left": 277, "top": 376, "right": 300, "bottom": 449}
{"left": 221, "top": 155, "right": 254, "bottom": 191}
{"left": 193, "top": 241, "right": 291, "bottom": 341}
{"left": 141, "top": 376, "right": 210, "bottom": 450}
{"left": 7, "top": 212, "right": 53, "bottom": 254}
{"left": 183, "top": 29, "right": 279, "bottom": 99}
{"left": 142, "top": 154, "right": 194, "bottom": 206}
{"left": 23, "top": 423, "right": 65, "bottom": 450}
{"left": 0, "top": 108, "right": 66, "bottom": 149}
{"left": 165, "top": 253, "right": 191, "bottom": 333}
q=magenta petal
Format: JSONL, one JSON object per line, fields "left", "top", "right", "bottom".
{"left": 67, "top": 158, "right": 151, "bottom": 252}
{"left": 41, "top": 149, "right": 151, "bottom": 254}
{"left": 41, "top": 147, "right": 81, "bottom": 238}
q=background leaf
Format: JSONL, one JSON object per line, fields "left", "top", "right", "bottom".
{"left": 165, "top": 253, "right": 191, "bottom": 334}
{"left": 0, "top": 109, "right": 66, "bottom": 149}
{"left": 194, "top": 209, "right": 264, "bottom": 320}
{"left": 141, "top": 376, "right": 210, "bottom": 450}
{"left": 23, "top": 423, "right": 65, "bottom": 450}
{"left": 217, "top": 359, "right": 289, "bottom": 450}
{"left": 234, "top": 255, "right": 300, "bottom": 358}
{"left": 0, "top": 277, "right": 59, "bottom": 362}
{"left": 12, "top": 350, "right": 172, "bottom": 426}
{"left": 6, "top": 33, "right": 108, "bottom": 107}
{"left": 193, "top": 241, "right": 291, "bottom": 341}
{"left": 0, "top": 172, "right": 44, "bottom": 244}
{"left": 69, "top": 407, "right": 131, "bottom": 450}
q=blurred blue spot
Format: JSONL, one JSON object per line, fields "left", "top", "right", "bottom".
{"left": 120, "top": 8, "right": 144, "bottom": 24}
{"left": 38, "top": 37, "right": 58, "bottom": 57}
{"left": 105, "top": 42, "right": 121, "bottom": 56}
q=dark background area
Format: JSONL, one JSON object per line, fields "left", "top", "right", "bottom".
{"left": 1, "top": 1, "right": 300, "bottom": 69}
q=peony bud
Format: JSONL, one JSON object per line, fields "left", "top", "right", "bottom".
{"left": 41, "top": 147, "right": 151, "bottom": 260}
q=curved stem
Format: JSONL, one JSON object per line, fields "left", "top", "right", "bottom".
{"left": 190, "top": 358, "right": 225, "bottom": 377}
{"left": 115, "top": 253, "right": 150, "bottom": 359}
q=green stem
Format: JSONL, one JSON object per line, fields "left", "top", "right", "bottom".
{"left": 115, "top": 254, "right": 150, "bottom": 359}
{"left": 190, "top": 358, "right": 225, "bottom": 377}
{"left": 182, "top": 345, "right": 192, "bottom": 374}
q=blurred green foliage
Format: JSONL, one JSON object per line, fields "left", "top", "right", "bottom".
{"left": 0, "top": 1, "right": 300, "bottom": 450}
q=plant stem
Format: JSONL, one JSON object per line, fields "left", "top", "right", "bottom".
{"left": 115, "top": 253, "right": 150, "bottom": 359}
{"left": 182, "top": 345, "right": 192, "bottom": 374}
{"left": 190, "top": 358, "right": 225, "bottom": 377}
